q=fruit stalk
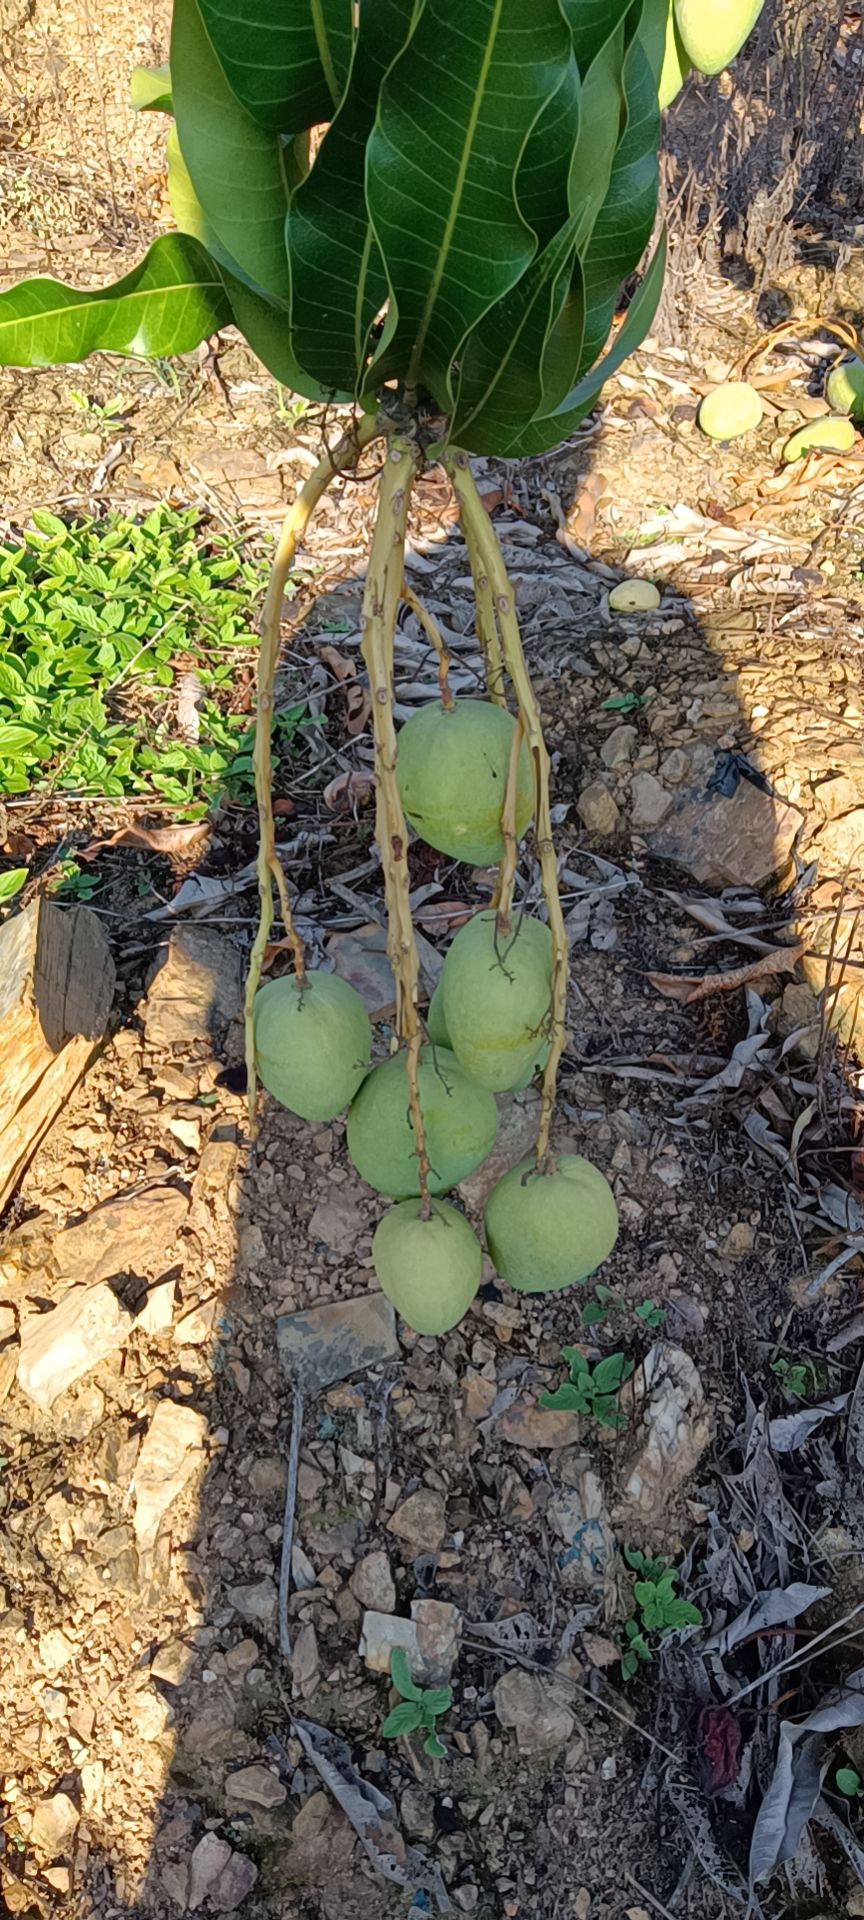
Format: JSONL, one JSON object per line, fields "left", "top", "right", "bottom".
{"left": 362, "top": 438, "right": 431, "bottom": 1212}
{"left": 245, "top": 411, "right": 383, "bottom": 1131}
{"left": 444, "top": 450, "right": 568, "bottom": 1165}
{"left": 461, "top": 502, "right": 507, "bottom": 708}
{"left": 401, "top": 578, "right": 454, "bottom": 710}
{"left": 492, "top": 713, "right": 524, "bottom": 929}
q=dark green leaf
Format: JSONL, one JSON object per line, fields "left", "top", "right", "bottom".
{"left": 837, "top": 1768, "right": 863, "bottom": 1798}
{"left": 382, "top": 1701, "right": 424, "bottom": 1739}
{"left": 539, "top": 1384, "right": 586, "bottom": 1413}
{"left": 197, "top": 0, "right": 354, "bottom": 131}
{"left": 424, "top": 1732, "right": 446, "bottom": 1759}
{"left": 390, "top": 1647, "right": 422, "bottom": 1702}
{"left": 633, "top": 1580, "right": 657, "bottom": 1608}
{"left": 580, "top": 1301, "right": 608, "bottom": 1327}
{"left": 515, "top": 49, "right": 581, "bottom": 250}
{"left": 502, "top": 230, "right": 666, "bottom": 455}
{"left": 561, "top": 0, "right": 634, "bottom": 73}
{"left": 172, "top": 0, "right": 291, "bottom": 302}
{"left": 286, "top": 0, "right": 413, "bottom": 391}
{"left": 451, "top": 222, "right": 585, "bottom": 451}
{"left": 130, "top": 62, "right": 173, "bottom": 112}
{"left": 421, "top": 1687, "right": 452, "bottom": 1716}
{"left": 665, "top": 1598, "right": 703, "bottom": 1628}
{"left": 578, "top": 21, "right": 660, "bottom": 374}
{"left": 0, "top": 234, "right": 230, "bottom": 369}
{"left": 592, "top": 1352, "right": 632, "bottom": 1392}
{"left": 562, "top": 1346, "right": 589, "bottom": 1379}
{"left": 366, "top": 0, "right": 575, "bottom": 408}
{"left": 621, "top": 1650, "right": 637, "bottom": 1679}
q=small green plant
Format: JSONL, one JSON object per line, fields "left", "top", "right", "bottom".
{"left": 68, "top": 388, "right": 129, "bottom": 426}
{"left": 836, "top": 1766, "right": 863, "bottom": 1799}
{"left": 579, "top": 1284, "right": 614, "bottom": 1328}
{"left": 540, "top": 1347, "right": 634, "bottom": 1429}
{"left": 381, "top": 1648, "right": 451, "bottom": 1760}
{"left": 0, "top": 867, "right": 27, "bottom": 904}
{"left": 634, "top": 1298, "right": 665, "bottom": 1330}
{"left": 47, "top": 858, "right": 101, "bottom": 903}
{"left": 620, "top": 1547, "right": 703, "bottom": 1678}
{"left": 771, "top": 1356, "right": 823, "bottom": 1401}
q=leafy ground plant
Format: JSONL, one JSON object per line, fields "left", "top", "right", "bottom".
{"left": 771, "top": 1355, "right": 825, "bottom": 1400}
{"left": 381, "top": 1648, "right": 451, "bottom": 1760}
{"left": 540, "top": 1347, "right": 634, "bottom": 1429}
{"left": 0, "top": 505, "right": 299, "bottom": 808}
{"left": 620, "top": 1548, "right": 703, "bottom": 1678}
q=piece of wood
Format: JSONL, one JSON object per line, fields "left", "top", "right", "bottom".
{"left": 0, "top": 900, "right": 115, "bottom": 1210}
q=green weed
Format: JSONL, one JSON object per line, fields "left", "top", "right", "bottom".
{"left": 620, "top": 1548, "right": 703, "bottom": 1679}
{"left": 540, "top": 1347, "right": 634, "bottom": 1429}
{"left": 381, "top": 1647, "right": 451, "bottom": 1760}
{"left": 0, "top": 506, "right": 305, "bottom": 810}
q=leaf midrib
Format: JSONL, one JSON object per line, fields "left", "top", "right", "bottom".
{"left": 405, "top": 0, "right": 504, "bottom": 389}
{"left": 0, "top": 278, "right": 220, "bottom": 339}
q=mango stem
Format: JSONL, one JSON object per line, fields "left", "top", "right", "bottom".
{"left": 460, "top": 495, "right": 506, "bottom": 707}
{"left": 246, "top": 411, "right": 382, "bottom": 1134}
{"left": 362, "top": 439, "right": 431, "bottom": 1214}
{"left": 444, "top": 449, "right": 568, "bottom": 1166}
{"left": 492, "top": 712, "right": 524, "bottom": 932}
{"left": 401, "top": 578, "right": 454, "bottom": 710}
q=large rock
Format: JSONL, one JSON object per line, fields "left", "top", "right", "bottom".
{"left": 17, "top": 1282, "right": 136, "bottom": 1412}
{"left": 648, "top": 761, "right": 803, "bottom": 889}
{"left": 810, "top": 807, "right": 864, "bottom": 876}
{"left": 277, "top": 1293, "right": 397, "bottom": 1392}
{"left": 144, "top": 926, "right": 243, "bottom": 1048}
{"left": 30, "top": 1791, "right": 79, "bottom": 1858}
{"left": 52, "top": 1186, "right": 188, "bottom": 1288}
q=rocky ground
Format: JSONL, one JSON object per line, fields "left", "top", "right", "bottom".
{"left": 5, "top": 4, "right": 864, "bottom": 1918}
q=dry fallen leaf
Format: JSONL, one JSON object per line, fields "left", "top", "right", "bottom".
{"left": 322, "top": 770, "right": 375, "bottom": 813}
{"left": 647, "top": 943, "right": 803, "bottom": 1004}
{"left": 81, "top": 822, "right": 212, "bottom": 860}
{"left": 319, "top": 644, "right": 371, "bottom": 736}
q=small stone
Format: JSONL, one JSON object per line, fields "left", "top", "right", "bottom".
{"left": 496, "top": 1398, "right": 582, "bottom": 1450}
{"left": 307, "top": 1185, "right": 366, "bottom": 1254}
{"left": 225, "top": 1764, "right": 287, "bottom": 1810}
{"left": 291, "top": 1622, "right": 319, "bottom": 1691}
{"left": 600, "top": 724, "right": 637, "bottom": 770}
{"left": 813, "top": 807, "right": 864, "bottom": 876}
{"left": 463, "top": 1373, "right": 496, "bottom": 1421}
{"left": 360, "top": 1598, "right": 461, "bottom": 1685}
{"left": 227, "top": 1578, "right": 278, "bottom": 1627}
{"left": 144, "top": 926, "right": 243, "bottom": 1048}
{"left": 277, "top": 1292, "right": 398, "bottom": 1393}
{"left": 151, "top": 1639, "right": 193, "bottom": 1686}
{"left": 401, "top": 1785, "right": 435, "bottom": 1841}
{"left": 583, "top": 1633, "right": 620, "bottom": 1669}
{"left": 137, "top": 1277, "right": 176, "bottom": 1335}
{"left": 718, "top": 1222, "right": 755, "bottom": 1261}
{"left": 814, "top": 774, "right": 860, "bottom": 820}
{"left": 130, "top": 1688, "right": 171, "bottom": 1741}
{"left": 168, "top": 1117, "right": 202, "bottom": 1153}
{"left": 18, "top": 1283, "right": 136, "bottom": 1412}
{"left": 458, "top": 1088, "right": 540, "bottom": 1211}
{"left": 39, "top": 1628, "right": 75, "bottom": 1673}
{"left": 41, "top": 1867, "right": 71, "bottom": 1895}
{"left": 494, "top": 1670, "right": 575, "bottom": 1751}
{"left": 132, "top": 1400, "right": 209, "bottom": 1550}
{"left": 188, "top": 1834, "right": 230, "bottom": 1910}
{"left": 630, "top": 772, "right": 673, "bottom": 830}
{"left": 54, "top": 1185, "right": 188, "bottom": 1287}
{"left": 351, "top": 1551, "right": 396, "bottom": 1613}
{"left": 659, "top": 747, "right": 690, "bottom": 785}
{"left": 387, "top": 1488, "right": 446, "bottom": 1553}
{"left": 30, "top": 1791, "right": 79, "bottom": 1858}
{"left": 847, "top": 1890, "right": 864, "bottom": 1917}
{"left": 616, "top": 1344, "right": 713, "bottom": 1527}
{"left": 577, "top": 779, "right": 621, "bottom": 837}
{"left": 174, "top": 1300, "right": 217, "bottom": 1346}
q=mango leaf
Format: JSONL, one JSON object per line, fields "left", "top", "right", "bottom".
{"left": 567, "top": 21, "right": 628, "bottom": 251}
{"left": 130, "top": 62, "right": 173, "bottom": 112}
{"left": 515, "top": 49, "right": 581, "bottom": 251}
{"left": 635, "top": 0, "right": 671, "bottom": 83}
{"left": 171, "top": 0, "right": 291, "bottom": 303}
{"left": 562, "top": 0, "right": 635, "bottom": 71}
{"left": 197, "top": 0, "right": 354, "bottom": 132}
{"left": 498, "top": 226, "right": 666, "bottom": 455}
{"left": 451, "top": 221, "right": 584, "bottom": 451}
{"left": 366, "top": 0, "right": 575, "bottom": 408}
{"left": 578, "top": 17, "right": 660, "bottom": 375}
{"left": 286, "top": 0, "right": 414, "bottom": 392}
{"left": 0, "top": 234, "right": 230, "bottom": 369}
{"left": 223, "top": 270, "right": 342, "bottom": 399}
